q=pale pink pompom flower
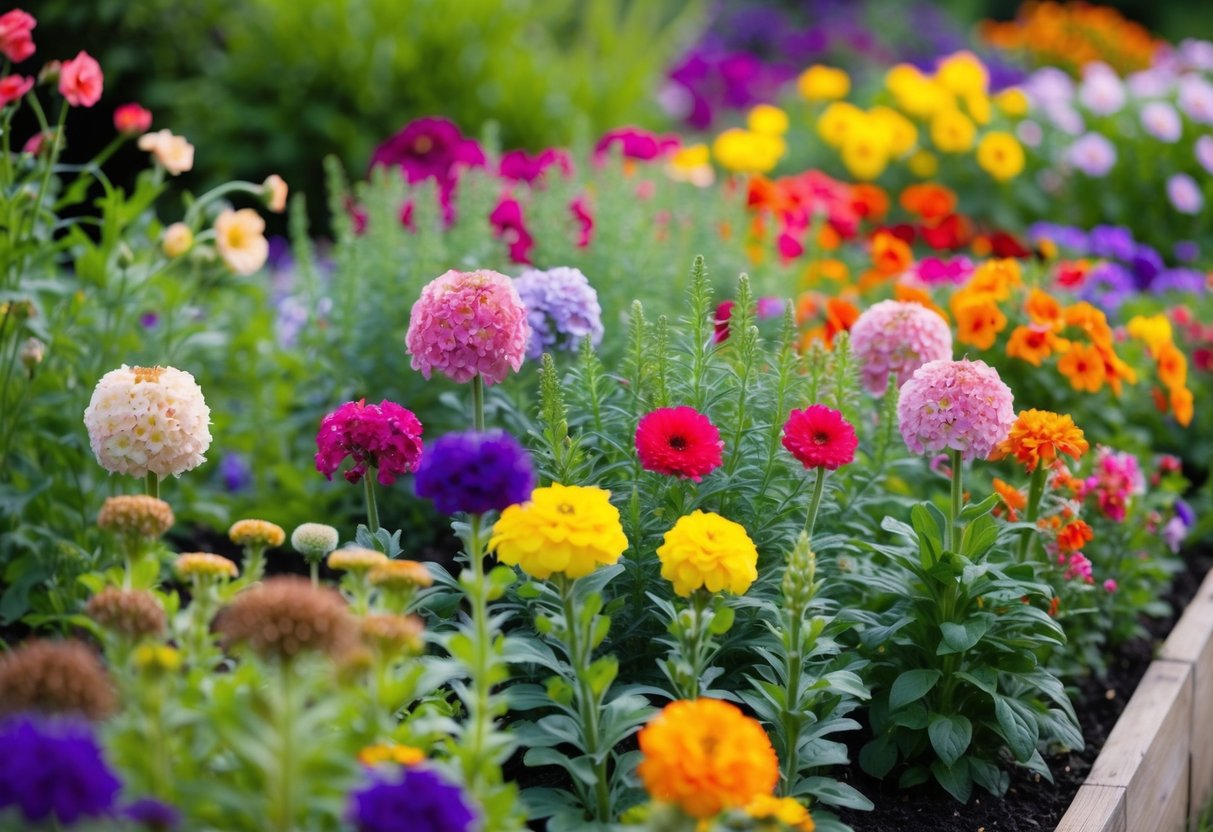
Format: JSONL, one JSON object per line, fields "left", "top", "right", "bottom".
{"left": 850, "top": 300, "right": 953, "bottom": 396}
{"left": 406, "top": 269, "right": 530, "bottom": 385}
{"left": 897, "top": 358, "right": 1015, "bottom": 462}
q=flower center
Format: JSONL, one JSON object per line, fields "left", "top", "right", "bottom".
{"left": 133, "top": 366, "right": 164, "bottom": 383}
{"left": 813, "top": 431, "right": 830, "bottom": 445}
{"left": 413, "top": 136, "right": 433, "bottom": 154}
{"left": 556, "top": 503, "right": 575, "bottom": 515}
{"left": 668, "top": 435, "right": 687, "bottom": 450}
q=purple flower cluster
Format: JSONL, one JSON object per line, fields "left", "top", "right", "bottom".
{"left": 346, "top": 766, "right": 477, "bottom": 832}
{"left": 0, "top": 714, "right": 122, "bottom": 825}
{"left": 513, "top": 266, "right": 604, "bottom": 359}
{"left": 414, "top": 430, "right": 535, "bottom": 516}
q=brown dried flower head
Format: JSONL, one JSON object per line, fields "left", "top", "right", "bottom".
{"left": 229, "top": 518, "right": 286, "bottom": 549}
{"left": 216, "top": 576, "right": 356, "bottom": 661}
{"left": 368, "top": 559, "right": 434, "bottom": 591}
{"left": 360, "top": 614, "right": 425, "bottom": 656}
{"left": 97, "top": 495, "right": 175, "bottom": 538}
{"left": 0, "top": 639, "right": 117, "bottom": 720}
{"left": 327, "top": 547, "right": 389, "bottom": 573}
{"left": 86, "top": 588, "right": 166, "bottom": 639}
{"left": 175, "top": 552, "right": 239, "bottom": 581}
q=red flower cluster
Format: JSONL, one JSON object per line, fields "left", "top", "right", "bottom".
{"left": 315, "top": 399, "right": 424, "bottom": 486}
{"left": 635, "top": 406, "right": 723, "bottom": 482}
{"left": 782, "top": 405, "right": 858, "bottom": 470}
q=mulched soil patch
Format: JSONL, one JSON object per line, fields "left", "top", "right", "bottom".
{"left": 836, "top": 546, "right": 1213, "bottom": 832}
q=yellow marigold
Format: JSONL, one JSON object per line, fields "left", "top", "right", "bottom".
{"left": 133, "top": 644, "right": 182, "bottom": 674}
{"left": 816, "top": 101, "right": 863, "bottom": 147}
{"left": 369, "top": 559, "right": 434, "bottom": 590}
{"left": 657, "top": 510, "right": 758, "bottom": 597}
{"left": 840, "top": 131, "right": 890, "bottom": 181}
{"left": 712, "top": 128, "right": 784, "bottom": 174}
{"left": 174, "top": 552, "right": 239, "bottom": 580}
{"left": 489, "top": 483, "right": 628, "bottom": 579}
{"left": 965, "top": 92, "right": 992, "bottom": 125}
{"left": 869, "top": 106, "right": 918, "bottom": 156}
{"left": 994, "top": 87, "right": 1029, "bottom": 117}
{"left": 991, "top": 409, "right": 1089, "bottom": 471}
{"left": 747, "top": 104, "right": 789, "bottom": 136}
{"left": 929, "top": 109, "right": 976, "bottom": 153}
{"left": 638, "top": 698, "right": 778, "bottom": 819}
{"left": 886, "top": 64, "right": 954, "bottom": 117}
{"left": 976, "top": 131, "right": 1025, "bottom": 181}
{"left": 908, "top": 150, "right": 939, "bottom": 177}
{"left": 746, "top": 795, "right": 816, "bottom": 831}
{"left": 327, "top": 547, "right": 389, "bottom": 573}
{"left": 358, "top": 744, "right": 425, "bottom": 767}
{"left": 229, "top": 518, "right": 286, "bottom": 548}
{"left": 797, "top": 65, "right": 850, "bottom": 101}
{"left": 934, "top": 51, "right": 989, "bottom": 97}
{"left": 97, "top": 495, "right": 174, "bottom": 538}
{"left": 666, "top": 143, "right": 714, "bottom": 187}
{"left": 1127, "top": 314, "right": 1174, "bottom": 357}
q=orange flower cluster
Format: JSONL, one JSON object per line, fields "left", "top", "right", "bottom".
{"left": 992, "top": 409, "right": 1089, "bottom": 472}
{"left": 796, "top": 294, "right": 860, "bottom": 349}
{"left": 992, "top": 477, "right": 1027, "bottom": 521}
{"left": 950, "top": 259, "right": 1020, "bottom": 349}
{"left": 1126, "top": 314, "right": 1195, "bottom": 427}
{"left": 980, "top": 1, "right": 1160, "bottom": 75}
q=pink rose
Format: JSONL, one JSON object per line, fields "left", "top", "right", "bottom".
{"left": 58, "top": 51, "right": 103, "bottom": 108}
{"left": 0, "top": 9, "right": 35, "bottom": 63}
{"left": 0, "top": 74, "right": 32, "bottom": 107}
{"left": 113, "top": 103, "right": 152, "bottom": 135}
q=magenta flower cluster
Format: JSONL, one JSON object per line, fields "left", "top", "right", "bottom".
{"left": 850, "top": 300, "right": 954, "bottom": 395}
{"left": 1081, "top": 446, "right": 1145, "bottom": 522}
{"left": 897, "top": 359, "right": 1015, "bottom": 462}
{"left": 406, "top": 269, "right": 530, "bottom": 385}
{"left": 315, "top": 399, "right": 424, "bottom": 486}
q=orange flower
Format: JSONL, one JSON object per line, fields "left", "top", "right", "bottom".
{"left": 1057, "top": 343, "right": 1106, "bottom": 392}
{"left": 1062, "top": 302, "right": 1113, "bottom": 347}
{"left": 1024, "top": 289, "right": 1063, "bottom": 330}
{"left": 954, "top": 299, "right": 1006, "bottom": 350}
{"left": 1057, "top": 520, "right": 1094, "bottom": 553}
{"left": 824, "top": 297, "right": 860, "bottom": 343}
{"left": 1096, "top": 343, "right": 1137, "bottom": 396}
{"left": 1006, "top": 325, "right": 1061, "bottom": 366}
{"left": 992, "top": 409, "right": 1088, "bottom": 471}
{"left": 871, "top": 230, "right": 913, "bottom": 275}
{"left": 801, "top": 258, "right": 849, "bottom": 288}
{"left": 638, "top": 699, "right": 779, "bottom": 819}
{"left": 992, "top": 477, "right": 1026, "bottom": 521}
{"left": 965, "top": 259, "right": 1021, "bottom": 302}
{"left": 899, "top": 182, "right": 957, "bottom": 221}
{"left": 894, "top": 283, "right": 948, "bottom": 322}
{"left": 851, "top": 183, "right": 889, "bottom": 221}
{"left": 1156, "top": 342, "right": 1188, "bottom": 390}
{"left": 1171, "top": 385, "right": 1194, "bottom": 427}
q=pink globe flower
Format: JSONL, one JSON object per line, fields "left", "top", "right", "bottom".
{"left": 58, "top": 51, "right": 103, "bottom": 108}
{"left": 315, "top": 399, "right": 424, "bottom": 486}
{"left": 0, "top": 9, "right": 35, "bottom": 64}
{"left": 0, "top": 74, "right": 32, "bottom": 108}
{"left": 850, "top": 300, "right": 954, "bottom": 395}
{"left": 897, "top": 359, "right": 1015, "bottom": 462}
{"left": 113, "top": 103, "right": 152, "bottom": 135}
{"left": 406, "top": 269, "right": 530, "bottom": 386}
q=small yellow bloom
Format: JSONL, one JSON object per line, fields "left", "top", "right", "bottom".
{"left": 841, "top": 132, "right": 890, "bottom": 181}
{"left": 746, "top": 794, "right": 817, "bottom": 831}
{"left": 868, "top": 106, "right": 918, "bottom": 156}
{"left": 886, "top": 64, "right": 954, "bottom": 117}
{"left": 994, "top": 88, "right": 1030, "bottom": 117}
{"left": 976, "top": 131, "right": 1025, "bottom": 181}
{"left": 747, "top": 104, "right": 789, "bottom": 136}
{"left": 175, "top": 552, "right": 239, "bottom": 581}
{"left": 797, "top": 65, "right": 850, "bottom": 101}
{"left": 965, "top": 92, "right": 992, "bottom": 125}
{"left": 161, "top": 222, "right": 193, "bottom": 258}
{"left": 134, "top": 644, "right": 182, "bottom": 674}
{"left": 656, "top": 510, "right": 758, "bottom": 597}
{"left": 214, "top": 208, "right": 269, "bottom": 276}
{"left": 712, "top": 128, "right": 784, "bottom": 174}
{"left": 935, "top": 51, "right": 989, "bottom": 97}
{"left": 929, "top": 109, "right": 976, "bottom": 153}
{"left": 816, "top": 101, "right": 863, "bottom": 147}
{"left": 358, "top": 744, "right": 425, "bottom": 767}
{"left": 908, "top": 149, "right": 939, "bottom": 177}
{"left": 666, "top": 143, "right": 715, "bottom": 187}
{"left": 229, "top": 518, "right": 286, "bottom": 549}
{"left": 489, "top": 483, "right": 628, "bottom": 580}
{"left": 1126, "top": 314, "right": 1173, "bottom": 357}
{"left": 327, "top": 547, "right": 389, "bottom": 573}
{"left": 137, "top": 129, "right": 194, "bottom": 176}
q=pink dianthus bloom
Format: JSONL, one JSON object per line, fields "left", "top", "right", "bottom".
{"left": 315, "top": 399, "right": 423, "bottom": 486}
{"left": 499, "top": 148, "right": 572, "bottom": 184}
{"left": 1081, "top": 446, "right": 1145, "bottom": 522}
{"left": 0, "top": 9, "right": 35, "bottom": 63}
{"left": 59, "top": 51, "right": 103, "bottom": 108}
{"left": 406, "top": 269, "right": 530, "bottom": 386}
{"left": 897, "top": 358, "right": 1015, "bottom": 462}
{"left": 851, "top": 300, "right": 953, "bottom": 395}
{"left": 489, "top": 195, "right": 534, "bottom": 264}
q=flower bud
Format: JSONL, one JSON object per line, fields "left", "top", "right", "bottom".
{"left": 19, "top": 336, "right": 44, "bottom": 375}
{"left": 262, "top": 174, "right": 288, "bottom": 213}
{"left": 291, "top": 522, "right": 339, "bottom": 562}
{"left": 781, "top": 532, "right": 818, "bottom": 616}
{"left": 161, "top": 222, "right": 193, "bottom": 258}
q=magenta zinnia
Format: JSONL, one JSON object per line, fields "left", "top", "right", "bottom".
{"left": 315, "top": 399, "right": 424, "bottom": 486}
{"left": 782, "top": 405, "right": 858, "bottom": 470}
{"left": 635, "top": 407, "right": 724, "bottom": 482}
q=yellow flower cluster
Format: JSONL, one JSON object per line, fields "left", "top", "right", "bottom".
{"left": 489, "top": 483, "right": 628, "bottom": 579}
{"left": 358, "top": 743, "right": 425, "bottom": 767}
{"left": 656, "top": 510, "right": 759, "bottom": 597}
{"left": 229, "top": 518, "right": 286, "bottom": 549}
{"left": 712, "top": 105, "right": 788, "bottom": 174}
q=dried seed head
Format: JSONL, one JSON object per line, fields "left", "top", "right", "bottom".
{"left": 327, "top": 547, "right": 388, "bottom": 574}
{"left": 174, "top": 552, "right": 239, "bottom": 581}
{"left": 85, "top": 588, "right": 166, "bottom": 639}
{"left": 216, "top": 576, "right": 356, "bottom": 661}
{"left": 290, "top": 523, "right": 339, "bottom": 561}
{"left": 360, "top": 614, "right": 424, "bottom": 656}
{"left": 0, "top": 639, "right": 117, "bottom": 720}
{"left": 97, "top": 495, "right": 175, "bottom": 538}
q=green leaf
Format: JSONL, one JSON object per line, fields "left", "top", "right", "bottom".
{"left": 888, "top": 669, "right": 942, "bottom": 712}
{"left": 928, "top": 714, "right": 972, "bottom": 767}
{"left": 994, "top": 696, "right": 1039, "bottom": 762}
{"left": 799, "top": 777, "right": 875, "bottom": 810}
{"left": 960, "top": 514, "right": 999, "bottom": 559}
{"left": 859, "top": 734, "right": 898, "bottom": 779}
{"left": 910, "top": 503, "right": 944, "bottom": 567}
{"left": 938, "top": 617, "right": 991, "bottom": 655}
{"left": 586, "top": 656, "right": 618, "bottom": 697}
{"left": 931, "top": 758, "right": 973, "bottom": 803}
{"left": 959, "top": 492, "right": 1000, "bottom": 520}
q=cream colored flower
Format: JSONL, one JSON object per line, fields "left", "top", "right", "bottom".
{"left": 161, "top": 222, "right": 193, "bottom": 258}
{"left": 263, "top": 174, "right": 288, "bottom": 213}
{"left": 214, "top": 208, "right": 268, "bottom": 275}
{"left": 137, "top": 129, "right": 194, "bottom": 176}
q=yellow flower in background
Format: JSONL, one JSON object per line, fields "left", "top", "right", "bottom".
{"left": 666, "top": 143, "right": 714, "bottom": 187}
{"left": 816, "top": 101, "right": 863, "bottom": 146}
{"left": 886, "top": 64, "right": 953, "bottom": 117}
{"left": 748, "top": 104, "right": 789, "bottom": 136}
{"left": 358, "top": 744, "right": 425, "bottom": 767}
{"left": 161, "top": 222, "right": 193, "bottom": 258}
{"left": 656, "top": 510, "right": 759, "bottom": 596}
{"left": 995, "top": 87, "right": 1030, "bottom": 117}
{"left": 746, "top": 795, "right": 817, "bottom": 831}
{"left": 797, "top": 64, "right": 850, "bottom": 101}
{"left": 930, "top": 109, "right": 976, "bottom": 153}
{"left": 908, "top": 149, "right": 939, "bottom": 177}
{"left": 712, "top": 128, "right": 785, "bottom": 174}
{"left": 976, "top": 131, "right": 1026, "bottom": 181}
{"left": 965, "top": 92, "right": 992, "bottom": 125}
{"left": 869, "top": 106, "right": 918, "bottom": 155}
{"left": 489, "top": 483, "right": 628, "bottom": 580}
{"left": 841, "top": 131, "right": 890, "bottom": 181}
{"left": 214, "top": 208, "right": 269, "bottom": 275}
{"left": 1126, "top": 314, "right": 1173, "bottom": 357}
{"left": 935, "top": 51, "right": 989, "bottom": 97}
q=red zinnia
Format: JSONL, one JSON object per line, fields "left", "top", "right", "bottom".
{"left": 782, "top": 405, "right": 858, "bottom": 470}
{"left": 635, "top": 406, "right": 723, "bottom": 482}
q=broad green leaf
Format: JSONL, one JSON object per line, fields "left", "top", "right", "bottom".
{"left": 928, "top": 713, "right": 972, "bottom": 767}
{"left": 888, "top": 668, "right": 942, "bottom": 712}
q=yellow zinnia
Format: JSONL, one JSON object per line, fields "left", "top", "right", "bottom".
{"left": 747, "top": 104, "right": 789, "bottom": 136}
{"left": 930, "top": 109, "right": 976, "bottom": 153}
{"left": 934, "top": 51, "right": 989, "bottom": 97}
{"left": 1126, "top": 314, "right": 1173, "bottom": 357}
{"left": 994, "top": 87, "right": 1029, "bottom": 117}
{"left": 489, "top": 483, "right": 628, "bottom": 579}
{"left": 656, "top": 510, "right": 758, "bottom": 597}
{"left": 976, "top": 131, "right": 1025, "bottom": 181}
{"left": 841, "top": 131, "right": 890, "bottom": 181}
{"left": 797, "top": 65, "right": 850, "bottom": 101}
{"left": 816, "top": 101, "right": 863, "bottom": 147}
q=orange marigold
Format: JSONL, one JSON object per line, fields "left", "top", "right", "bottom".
{"left": 1057, "top": 519, "right": 1094, "bottom": 553}
{"left": 992, "top": 409, "right": 1089, "bottom": 471}
{"left": 1156, "top": 342, "right": 1188, "bottom": 390}
{"left": 1005, "top": 325, "right": 1062, "bottom": 366}
{"left": 870, "top": 230, "right": 913, "bottom": 275}
{"left": 638, "top": 699, "right": 779, "bottom": 819}
{"left": 1024, "top": 289, "right": 1063, "bottom": 330}
{"left": 899, "top": 182, "right": 956, "bottom": 221}
{"left": 1171, "top": 385, "right": 1194, "bottom": 427}
{"left": 894, "top": 283, "right": 949, "bottom": 322}
{"left": 965, "top": 259, "right": 1021, "bottom": 302}
{"left": 1096, "top": 343, "right": 1137, "bottom": 396}
{"left": 992, "top": 478, "right": 1026, "bottom": 521}
{"left": 954, "top": 299, "right": 1007, "bottom": 350}
{"left": 1062, "top": 302, "right": 1113, "bottom": 347}
{"left": 1057, "top": 343, "right": 1106, "bottom": 393}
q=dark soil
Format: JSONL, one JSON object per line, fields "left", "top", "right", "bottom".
{"left": 835, "top": 547, "right": 1213, "bottom": 832}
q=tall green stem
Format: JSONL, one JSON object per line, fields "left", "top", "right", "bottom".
{"left": 779, "top": 606, "right": 804, "bottom": 795}
{"left": 1018, "top": 464, "right": 1048, "bottom": 561}
{"left": 803, "top": 466, "right": 827, "bottom": 540}
{"left": 271, "top": 665, "right": 296, "bottom": 832}
{"left": 472, "top": 374, "right": 486, "bottom": 432}
{"left": 145, "top": 471, "right": 159, "bottom": 499}
{"left": 557, "top": 576, "right": 612, "bottom": 821}
{"left": 363, "top": 473, "right": 380, "bottom": 534}
{"left": 464, "top": 513, "right": 493, "bottom": 794}
{"left": 949, "top": 450, "right": 964, "bottom": 551}
{"left": 684, "top": 590, "right": 710, "bottom": 700}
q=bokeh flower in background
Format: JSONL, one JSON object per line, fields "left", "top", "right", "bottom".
{"left": 850, "top": 299, "right": 954, "bottom": 394}
{"left": 0, "top": 715, "right": 122, "bottom": 825}
{"left": 513, "top": 266, "right": 604, "bottom": 359}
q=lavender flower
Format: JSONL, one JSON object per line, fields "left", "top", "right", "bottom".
{"left": 1176, "top": 499, "right": 1196, "bottom": 527}
{"left": 1067, "top": 133, "right": 1116, "bottom": 177}
{"left": 1167, "top": 173, "right": 1204, "bottom": 214}
{"left": 513, "top": 266, "right": 604, "bottom": 360}
{"left": 0, "top": 715, "right": 122, "bottom": 825}
{"left": 219, "top": 453, "right": 253, "bottom": 492}
{"left": 1080, "top": 262, "right": 1135, "bottom": 313}
{"left": 1178, "top": 75, "right": 1213, "bottom": 124}
{"left": 1078, "top": 62, "right": 1125, "bottom": 115}
{"left": 1127, "top": 68, "right": 1173, "bottom": 98}
{"left": 1152, "top": 268, "right": 1208, "bottom": 295}
{"left": 1087, "top": 225, "right": 1135, "bottom": 260}
{"left": 1162, "top": 516, "right": 1187, "bottom": 553}
{"left": 1174, "top": 241, "right": 1200, "bottom": 262}
{"left": 1179, "top": 39, "right": 1213, "bottom": 71}
{"left": 1027, "top": 222, "right": 1088, "bottom": 252}
{"left": 1025, "top": 67, "right": 1074, "bottom": 107}
{"left": 346, "top": 767, "right": 476, "bottom": 832}
{"left": 1140, "top": 102, "right": 1182, "bottom": 143}
{"left": 414, "top": 430, "right": 534, "bottom": 516}
{"left": 1196, "top": 135, "right": 1213, "bottom": 175}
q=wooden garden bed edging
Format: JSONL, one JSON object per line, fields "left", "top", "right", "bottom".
{"left": 1055, "top": 568, "right": 1213, "bottom": 832}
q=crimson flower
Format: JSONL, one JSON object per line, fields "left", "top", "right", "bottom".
{"left": 316, "top": 399, "right": 424, "bottom": 486}
{"left": 635, "top": 406, "right": 723, "bottom": 482}
{"left": 782, "top": 405, "right": 858, "bottom": 470}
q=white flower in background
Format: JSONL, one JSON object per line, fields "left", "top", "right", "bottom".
{"left": 214, "top": 208, "right": 269, "bottom": 275}
{"left": 1127, "top": 68, "right": 1173, "bottom": 98}
{"left": 83, "top": 365, "right": 212, "bottom": 478}
{"left": 1066, "top": 133, "right": 1117, "bottom": 177}
{"left": 1078, "top": 62, "right": 1125, "bottom": 116}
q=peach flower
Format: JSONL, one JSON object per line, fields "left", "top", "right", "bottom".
{"left": 262, "top": 174, "right": 288, "bottom": 213}
{"left": 137, "top": 129, "right": 194, "bottom": 176}
{"left": 214, "top": 209, "right": 268, "bottom": 275}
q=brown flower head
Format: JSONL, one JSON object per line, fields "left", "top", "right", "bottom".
{"left": 97, "top": 495, "right": 175, "bottom": 538}
{"left": 368, "top": 559, "right": 434, "bottom": 591}
{"left": 0, "top": 639, "right": 117, "bottom": 720}
{"left": 86, "top": 588, "right": 166, "bottom": 639}
{"left": 175, "top": 552, "right": 239, "bottom": 581}
{"left": 360, "top": 614, "right": 425, "bottom": 656}
{"left": 229, "top": 518, "right": 286, "bottom": 549}
{"left": 216, "top": 576, "right": 356, "bottom": 661}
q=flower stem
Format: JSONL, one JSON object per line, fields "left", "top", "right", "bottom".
{"left": 1019, "top": 464, "right": 1048, "bottom": 561}
{"left": 464, "top": 513, "right": 494, "bottom": 795}
{"left": 803, "top": 466, "right": 827, "bottom": 540}
{"left": 684, "top": 590, "right": 710, "bottom": 700}
{"left": 271, "top": 664, "right": 296, "bottom": 832}
{"left": 949, "top": 449, "right": 964, "bottom": 552}
{"left": 779, "top": 605, "right": 804, "bottom": 795}
{"left": 145, "top": 471, "right": 159, "bottom": 499}
{"left": 363, "top": 473, "right": 380, "bottom": 535}
{"left": 309, "top": 561, "right": 319, "bottom": 587}
{"left": 472, "top": 374, "right": 486, "bottom": 432}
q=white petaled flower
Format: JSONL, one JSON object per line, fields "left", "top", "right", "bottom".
{"left": 83, "top": 365, "right": 212, "bottom": 478}
{"left": 291, "top": 523, "right": 339, "bottom": 561}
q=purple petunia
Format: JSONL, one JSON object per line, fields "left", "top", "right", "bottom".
{"left": 124, "top": 797, "right": 181, "bottom": 830}
{"left": 414, "top": 430, "right": 534, "bottom": 516}
{"left": 1087, "top": 225, "right": 1136, "bottom": 261}
{"left": 513, "top": 266, "right": 604, "bottom": 360}
{"left": 1080, "top": 262, "right": 1136, "bottom": 313}
{"left": 0, "top": 715, "right": 122, "bottom": 825}
{"left": 346, "top": 766, "right": 477, "bottom": 832}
